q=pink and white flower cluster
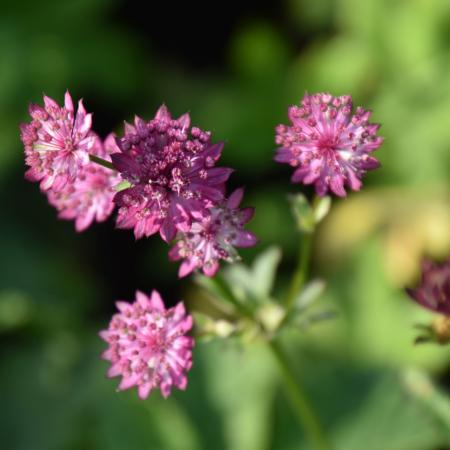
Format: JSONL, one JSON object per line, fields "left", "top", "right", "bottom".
{"left": 20, "top": 92, "right": 119, "bottom": 231}
{"left": 20, "top": 93, "right": 257, "bottom": 276}
{"left": 275, "top": 92, "right": 383, "bottom": 196}
{"left": 100, "top": 290, "right": 194, "bottom": 399}
{"left": 169, "top": 188, "right": 257, "bottom": 277}
{"left": 47, "top": 134, "right": 121, "bottom": 231}
{"left": 20, "top": 92, "right": 95, "bottom": 192}
{"left": 112, "top": 105, "right": 257, "bottom": 277}
{"left": 21, "top": 90, "right": 384, "bottom": 400}
{"left": 112, "top": 105, "right": 231, "bottom": 242}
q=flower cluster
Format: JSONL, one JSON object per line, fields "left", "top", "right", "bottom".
{"left": 275, "top": 92, "right": 383, "bottom": 196}
{"left": 112, "top": 105, "right": 233, "bottom": 242}
{"left": 20, "top": 93, "right": 257, "bottom": 276}
{"left": 406, "top": 258, "right": 450, "bottom": 315}
{"left": 100, "top": 290, "right": 194, "bottom": 399}
{"left": 20, "top": 92, "right": 119, "bottom": 230}
{"left": 169, "top": 188, "right": 257, "bottom": 277}
{"left": 112, "top": 105, "right": 257, "bottom": 276}
{"left": 21, "top": 90, "right": 386, "bottom": 400}
{"left": 47, "top": 134, "right": 121, "bottom": 231}
{"left": 20, "top": 92, "right": 95, "bottom": 191}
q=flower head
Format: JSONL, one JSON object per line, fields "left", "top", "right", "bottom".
{"left": 20, "top": 91, "right": 95, "bottom": 191}
{"left": 169, "top": 188, "right": 258, "bottom": 277}
{"left": 100, "top": 290, "right": 194, "bottom": 399}
{"left": 275, "top": 92, "right": 383, "bottom": 197}
{"left": 47, "top": 134, "right": 121, "bottom": 232}
{"left": 406, "top": 258, "right": 450, "bottom": 315}
{"left": 112, "top": 105, "right": 232, "bottom": 242}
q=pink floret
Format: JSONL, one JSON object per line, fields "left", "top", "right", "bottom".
{"left": 47, "top": 133, "right": 121, "bottom": 231}
{"left": 112, "top": 105, "right": 232, "bottom": 242}
{"left": 100, "top": 290, "right": 194, "bottom": 399}
{"left": 169, "top": 188, "right": 258, "bottom": 278}
{"left": 406, "top": 258, "right": 450, "bottom": 315}
{"left": 275, "top": 92, "right": 383, "bottom": 197}
{"left": 20, "top": 91, "right": 95, "bottom": 191}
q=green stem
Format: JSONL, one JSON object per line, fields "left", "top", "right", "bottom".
{"left": 285, "top": 231, "right": 313, "bottom": 311}
{"left": 197, "top": 274, "right": 254, "bottom": 319}
{"left": 268, "top": 340, "right": 331, "bottom": 450}
{"left": 89, "top": 154, "right": 116, "bottom": 171}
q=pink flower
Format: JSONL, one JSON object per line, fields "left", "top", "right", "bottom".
{"left": 406, "top": 258, "right": 450, "bottom": 315}
{"left": 20, "top": 91, "right": 95, "bottom": 191}
{"left": 112, "top": 105, "right": 232, "bottom": 242}
{"left": 100, "top": 290, "right": 194, "bottom": 399}
{"left": 275, "top": 92, "right": 383, "bottom": 197}
{"left": 169, "top": 188, "right": 258, "bottom": 277}
{"left": 47, "top": 134, "right": 121, "bottom": 232}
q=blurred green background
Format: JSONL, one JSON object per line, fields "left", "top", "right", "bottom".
{"left": 1, "top": 0, "right": 450, "bottom": 449}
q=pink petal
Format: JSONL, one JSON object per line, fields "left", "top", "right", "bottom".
{"left": 227, "top": 188, "right": 244, "bottom": 209}
{"left": 330, "top": 175, "right": 346, "bottom": 197}
{"left": 118, "top": 375, "right": 138, "bottom": 390}
{"left": 155, "top": 104, "right": 171, "bottom": 122}
{"left": 204, "top": 142, "right": 224, "bottom": 162}
{"left": 346, "top": 169, "right": 362, "bottom": 191}
{"left": 107, "top": 363, "right": 122, "bottom": 378}
{"left": 177, "top": 113, "right": 191, "bottom": 131}
{"left": 138, "top": 383, "right": 152, "bottom": 399}
{"left": 168, "top": 243, "right": 182, "bottom": 261}
{"left": 136, "top": 291, "right": 150, "bottom": 309}
{"left": 239, "top": 207, "right": 254, "bottom": 224}
{"left": 64, "top": 91, "right": 74, "bottom": 112}
{"left": 116, "top": 301, "right": 131, "bottom": 313}
{"left": 179, "top": 260, "right": 196, "bottom": 278}
{"left": 204, "top": 167, "right": 233, "bottom": 185}
{"left": 203, "top": 261, "right": 219, "bottom": 277}
{"left": 235, "top": 231, "right": 258, "bottom": 248}
{"left": 150, "top": 290, "right": 165, "bottom": 311}
{"left": 43, "top": 95, "right": 59, "bottom": 111}
{"left": 160, "top": 382, "right": 173, "bottom": 398}
{"left": 160, "top": 218, "right": 177, "bottom": 242}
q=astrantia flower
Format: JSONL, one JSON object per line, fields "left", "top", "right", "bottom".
{"left": 275, "top": 92, "right": 383, "bottom": 197}
{"left": 47, "top": 134, "right": 121, "bottom": 232}
{"left": 169, "top": 188, "right": 258, "bottom": 277}
{"left": 20, "top": 91, "right": 95, "bottom": 191}
{"left": 406, "top": 258, "right": 450, "bottom": 315}
{"left": 112, "top": 105, "right": 232, "bottom": 241}
{"left": 100, "top": 290, "right": 194, "bottom": 399}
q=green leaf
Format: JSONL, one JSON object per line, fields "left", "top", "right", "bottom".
{"left": 312, "top": 196, "right": 331, "bottom": 224}
{"left": 289, "top": 193, "right": 315, "bottom": 233}
{"left": 223, "top": 265, "right": 255, "bottom": 302}
{"left": 294, "top": 279, "right": 326, "bottom": 311}
{"left": 332, "top": 374, "right": 445, "bottom": 450}
{"left": 114, "top": 180, "right": 132, "bottom": 192}
{"left": 195, "top": 274, "right": 236, "bottom": 307}
{"left": 224, "top": 247, "right": 282, "bottom": 304}
{"left": 402, "top": 369, "right": 450, "bottom": 436}
{"left": 251, "top": 247, "right": 282, "bottom": 299}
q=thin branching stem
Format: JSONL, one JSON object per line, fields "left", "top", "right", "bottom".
{"left": 89, "top": 154, "right": 116, "bottom": 171}
{"left": 268, "top": 340, "right": 331, "bottom": 450}
{"left": 285, "top": 231, "right": 314, "bottom": 311}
